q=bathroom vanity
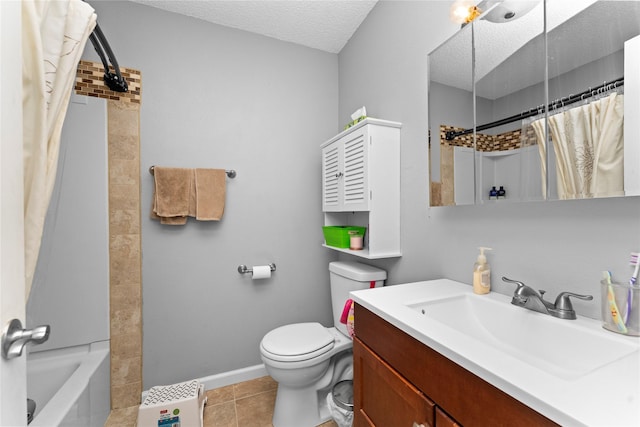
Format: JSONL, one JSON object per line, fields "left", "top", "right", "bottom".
{"left": 353, "top": 306, "right": 555, "bottom": 426}
{"left": 351, "top": 280, "right": 640, "bottom": 426}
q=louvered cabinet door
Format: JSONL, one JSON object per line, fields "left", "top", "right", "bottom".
{"left": 321, "top": 127, "right": 369, "bottom": 212}
{"left": 322, "top": 142, "right": 341, "bottom": 211}
{"left": 341, "top": 127, "right": 369, "bottom": 211}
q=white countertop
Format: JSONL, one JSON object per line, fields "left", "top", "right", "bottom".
{"left": 351, "top": 279, "right": 640, "bottom": 427}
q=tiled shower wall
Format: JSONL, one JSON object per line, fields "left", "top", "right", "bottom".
{"left": 75, "top": 60, "right": 142, "bottom": 409}
{"left": 433, "top": 124, "right": 538, "bottom": 205}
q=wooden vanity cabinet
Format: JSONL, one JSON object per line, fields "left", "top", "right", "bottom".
{"left": 354, "top": 337, "right": 435, "bottom": 426}
{"left": 353, "top": 304, "right": 559, "bottom": 427}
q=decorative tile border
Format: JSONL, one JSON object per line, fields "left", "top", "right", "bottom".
{"left": 440, "top": 125, "right": 474, "bottom": 149}
{"left": 440, "top": 124, "right": 539, "bottom": 152}
{"left": 75, "top": 60, "right": 141, "bottom": 103}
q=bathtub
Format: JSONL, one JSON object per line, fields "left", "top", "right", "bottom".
{"left": 27, "top": 340, "right": 110, "bottom": 427}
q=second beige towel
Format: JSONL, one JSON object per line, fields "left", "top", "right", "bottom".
{"left": 195, "top": 168, "right": 226, "bottom": 220}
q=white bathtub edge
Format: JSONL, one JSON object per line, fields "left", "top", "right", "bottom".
{"left": 29, "top": 341, "right": 109, "bottom": 427}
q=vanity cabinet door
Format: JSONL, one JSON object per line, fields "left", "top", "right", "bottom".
{"left": 435, "top": 407, "right": 461, "bottom": 427}
{"left": 354, "top": 337, "right": 435, "bottom": 427}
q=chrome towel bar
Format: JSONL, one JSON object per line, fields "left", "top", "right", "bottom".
{"left": 149, "top": 165, "right": 236, "bottom": 179}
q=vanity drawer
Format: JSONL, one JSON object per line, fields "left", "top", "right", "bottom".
{"left": 354, "top": 303, "right": 558, "bottom": 427}
{"left": 354, "top": 337, "right": 435, "bottom": 427}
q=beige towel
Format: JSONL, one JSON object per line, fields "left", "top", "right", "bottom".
{"left": 195, "top": 168, "right": 226, "bottom": 220}
{"left": 152, "top": 167, "right": 193, "bottom": 224}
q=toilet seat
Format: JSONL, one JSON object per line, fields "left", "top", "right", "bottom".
{"left": 261, "top": 322, "right": 335, "bottom": 363}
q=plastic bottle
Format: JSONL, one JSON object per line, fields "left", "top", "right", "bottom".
{"left": 473, "top": 247, "right": 492, "bottom": 295}
{"left": 489, "top": 186, "right": 498, "bottom": 200}
{"left": 497, "top": 186, "right": 506, "bottom": 199}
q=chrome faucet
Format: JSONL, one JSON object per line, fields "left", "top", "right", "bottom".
{"left": 502, "top": 277, "right": 593, "bottom": 320}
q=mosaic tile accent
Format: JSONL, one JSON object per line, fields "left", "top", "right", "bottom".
{"left": 520, "top": 124, "right": 539, "bottom": 147}
{"left": 75, "top": 60, "right": 141, "bottom": 103}
{"left": 440, "top": 124, "right": 539, "bottom": 152}
{"left": 440, "top": 125, "right": 474, "bottom": 149}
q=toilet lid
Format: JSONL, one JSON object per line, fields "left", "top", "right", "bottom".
{"left": 261, "top": 322, "right": 335, "bottom": 362}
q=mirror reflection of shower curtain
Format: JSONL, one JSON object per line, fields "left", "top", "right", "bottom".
{"left": 521, "top": 115, "right": 546, "bottom": 201}
{"left": 532, "top": 92, "right": 624, "bottom": 200}
{"left": 22, "top": 0, "right": 97, "bottom": 298}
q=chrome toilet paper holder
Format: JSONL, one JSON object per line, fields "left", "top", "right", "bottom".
{"left": 237, "top": 263, "right": 276, "bottom": 274}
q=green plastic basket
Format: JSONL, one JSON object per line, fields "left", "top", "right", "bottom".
{"left": 322, "top": 226, "right": 366, "bottom": 249}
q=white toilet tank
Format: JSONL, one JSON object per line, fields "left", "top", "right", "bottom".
{"left": 329, "top": 261, "right": 386, "bottom": 337}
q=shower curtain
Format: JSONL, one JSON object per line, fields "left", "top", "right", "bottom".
{"left": 524, "top": 116, "right": 547, "bottom": 199}
{"left": 532, "top": 92, "right": 625, "bottom": 200}
{"left": 22, "top": 0, "right": 96, "bottom": 298}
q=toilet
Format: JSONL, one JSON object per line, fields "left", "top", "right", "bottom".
{"left": 260, "top": 261, "right": 386, "bottom": 427}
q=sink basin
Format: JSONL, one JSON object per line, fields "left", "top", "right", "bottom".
{"left": 407, "top": 294, "right": 638, "bottom": 380}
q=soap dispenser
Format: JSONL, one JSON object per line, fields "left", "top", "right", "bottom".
{"left": 473, "top": 247, "right": 492, "bottom": 295}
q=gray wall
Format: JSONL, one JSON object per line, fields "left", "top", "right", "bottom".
{"left": 88, "top": 1, "right": 339, "bottom": 388}
{"left": 27, "top": 95, "right": 110, "bottom": 352}
{"left": 339, "top": 1, "right": 640, "bottom": 318}
{"left": 29, "top": 0, "right": 640, "bottom": 391}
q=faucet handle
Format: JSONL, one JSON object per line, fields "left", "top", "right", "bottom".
{"left": 502, "top": 276, "right": 526, "bottom": 291}
{"left": 554, "top": 292, "right": 594, "bottom": 312}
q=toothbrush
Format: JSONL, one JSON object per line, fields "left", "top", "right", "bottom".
{"left": 624, "top": 252, "right": 639, "bottom": 326}
{"left": 604, "top": 271, "right": 627, "bottom": 333}
{"left": 630, "top": 252, "right": 639, "bottom": 286}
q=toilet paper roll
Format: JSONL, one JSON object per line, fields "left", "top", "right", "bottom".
{"left": 252, "top": 265, "right": 271, "bottom": 280}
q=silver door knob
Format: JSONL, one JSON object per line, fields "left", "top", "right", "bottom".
{"left": 1, "top": 319, "right": 50, "bottom": 359}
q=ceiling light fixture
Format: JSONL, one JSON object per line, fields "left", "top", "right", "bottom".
{"left": 450, "top": 1, "right": 483, "bottom": 24}
{"left": 479, "top": 0, "right": 540, "bottom": 24}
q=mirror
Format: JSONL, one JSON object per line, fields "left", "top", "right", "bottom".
{"left": 429, "top": 0, "right": 640, "bottom": 206}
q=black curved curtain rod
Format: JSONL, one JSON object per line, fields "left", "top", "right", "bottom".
{"left": 88, "top": 22, "right": 128, "bottom": 93}
{"left": 445, "top": 76, "right": 624, "bottom": 141}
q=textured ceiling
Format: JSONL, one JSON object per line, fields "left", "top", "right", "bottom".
{"left": 127, "top": 0, "right": 378, "bottom": 53}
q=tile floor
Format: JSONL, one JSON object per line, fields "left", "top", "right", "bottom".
{"left": 104, "top": 376, "right": 339, "bottom": 427}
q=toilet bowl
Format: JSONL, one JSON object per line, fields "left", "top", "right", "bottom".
{"left": 260, "top": 261, "right": 386, "bottom": 427}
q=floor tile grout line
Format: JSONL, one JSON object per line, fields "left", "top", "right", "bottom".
{"left": 234, "top": 388, "right": 278, "bottom": 402}
{"left": 233, "top": 397, "right": 239, "bottom": 427}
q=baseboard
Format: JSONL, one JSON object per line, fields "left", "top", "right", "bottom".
{"left": 198, "top": 364, "right": 269, "bottom": 390}
{"left": 141, "top": 364, "right": 269, "bottom": 400}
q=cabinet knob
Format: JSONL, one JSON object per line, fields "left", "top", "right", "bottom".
{"left": 412, "top": 423, "right": 426, "bottom": 427}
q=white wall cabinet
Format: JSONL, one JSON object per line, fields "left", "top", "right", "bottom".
{"left": 321, "top": 118, "right": 402, "bottom": 259}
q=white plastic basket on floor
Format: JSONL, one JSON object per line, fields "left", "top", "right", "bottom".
{"left": 137, "top": 380, "right": 207, "bottom": 427}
